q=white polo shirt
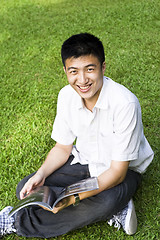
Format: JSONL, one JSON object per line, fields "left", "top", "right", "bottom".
{"left": 51, "top": 77, "right": 154, "bottom": 177}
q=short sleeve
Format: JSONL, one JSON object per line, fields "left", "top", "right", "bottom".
{"left": 111, "top": 102, "right": 143, "bottom": 161}
{"left": 51, "top": 90, "right": 76, "bottom": 145}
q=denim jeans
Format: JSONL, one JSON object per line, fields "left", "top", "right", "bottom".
{"left": 15, "top": 155, "right": 141, "bottom": 238}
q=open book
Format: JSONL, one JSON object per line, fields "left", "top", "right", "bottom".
{"left": 9, "top": 177, "right": 99, "bottom": 217}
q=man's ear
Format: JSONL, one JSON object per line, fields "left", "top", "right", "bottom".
{"left": 102, "top": 62, "right": 106, "bottom": 74}
{"left": 63, "top": 66, "right": 66, "bottom": 74}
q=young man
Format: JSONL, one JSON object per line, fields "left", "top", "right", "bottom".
{"left": 0, "top": 33, "right": 154, "bottom": 238}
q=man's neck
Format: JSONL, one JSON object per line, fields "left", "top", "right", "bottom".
{"left": 83, "top": 100, "right": 95, "bottom": 112}
{"left": 83, "top": 89, "right": 101, "bottom": 112}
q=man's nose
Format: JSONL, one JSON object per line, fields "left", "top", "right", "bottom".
{"left": 78, "top": 71, "right": 87, "bottom": 85}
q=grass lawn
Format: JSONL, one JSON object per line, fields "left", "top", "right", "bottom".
{"left": 0, "top": 0, "right": 159, "bottom": 239}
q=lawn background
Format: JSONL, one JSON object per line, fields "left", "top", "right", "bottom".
{"left": 0, "top": 0, "right": 159, "bottom": 239}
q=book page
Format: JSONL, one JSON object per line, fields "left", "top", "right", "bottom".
{"left": 9, "top": 186, "right": 56, "bottom": 217}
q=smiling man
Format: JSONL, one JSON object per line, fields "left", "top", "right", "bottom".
{"left": 0, "top": 33, "right": 154, "bottom": 238}
{"left": 64, "top": 55, "right": 105, "bottom": 110}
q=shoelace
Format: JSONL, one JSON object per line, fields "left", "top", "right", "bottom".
{"left": 108, "top": 216, "right": 121, "bottom": 230}
{"left": 107, "top": 206, "right": 128, "bottom": 231}
{"left": 1, "top": 223, "right": 16, "bottom": 236}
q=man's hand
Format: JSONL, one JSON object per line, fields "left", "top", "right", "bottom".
{"left": 20, "top": 172, "right": 46, "bottom": 199}
{"left": 20, "top": 143, "right": 72, "bottom": 200}
{"left": 51, "top": 195, "right": 75, "bottom": 214}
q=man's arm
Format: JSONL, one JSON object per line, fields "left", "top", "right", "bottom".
{"left": 80, "top": 160, "right": 129, "bottom": 198}
{"left": 37, "top": 143, "right": 73, "bottom": 178}
{"left": 20, "top": 143, "right": 73, "bottom": 199}
{"left": 53, "top": 160, "right": 129, "bottom": 213}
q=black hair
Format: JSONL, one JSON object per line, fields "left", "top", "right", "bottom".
{"left": 61, "top": 33, "right": 105, "bottom": 67}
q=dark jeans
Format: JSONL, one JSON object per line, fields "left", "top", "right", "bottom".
{"left": 15, "top": 155, "right": 141, "bottom": 238}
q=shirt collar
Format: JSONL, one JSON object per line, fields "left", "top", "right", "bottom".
{"left": 94, "top": 76, "right": 109, "bottom": 110}
{"left": 74, "top": 91, "right": 85, "bottom": 110}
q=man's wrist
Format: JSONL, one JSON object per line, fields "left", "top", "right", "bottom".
{"left": 37, "top": 168, "right": 47, "bottom": 179}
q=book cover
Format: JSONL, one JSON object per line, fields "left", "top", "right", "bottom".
{"left": 9, "top": 177, "right": 99, "bottom": 217}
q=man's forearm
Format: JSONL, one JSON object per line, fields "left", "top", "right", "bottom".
{"left": 79, "top": 161, "right": 129, "bottom": 201}
{"left": 53, "top": 160, "right": 129, "bottom": 213}
{"left": 20, "top": 143, "right": 73, "bottom": 199}
{"left": 56, "top": 166, "right": 126, "bottom": 211}
{"left": 37, "top": 143, "right": 73, "bottom": 179}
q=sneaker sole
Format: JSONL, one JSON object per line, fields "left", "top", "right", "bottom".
{"left": 124, "top": 199, "right": 137, "bottom": 235}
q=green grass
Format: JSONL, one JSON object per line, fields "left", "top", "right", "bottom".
{"left": 0, "top": 0, "right": 159, "bottom": 239}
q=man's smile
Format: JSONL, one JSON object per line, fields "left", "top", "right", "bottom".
{"left": 77, "top": 83, "right": 92, "bottom": 92}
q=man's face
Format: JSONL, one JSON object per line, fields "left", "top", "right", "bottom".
{"left": 64, "top": 55, "right": 106, "bottom": 108}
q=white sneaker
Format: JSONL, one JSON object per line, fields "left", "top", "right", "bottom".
{"left": 108, "top": 199, "right": 137, "bottom": 235}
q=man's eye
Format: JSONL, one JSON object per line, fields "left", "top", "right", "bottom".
{"left": 70, "top": 70, "right": 77, "bottom": 74}
{"left": 87, "top": 68, "right": 94, "bottom": 72}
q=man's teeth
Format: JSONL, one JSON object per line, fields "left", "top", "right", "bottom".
{"left": 79, "top": 85, "right": 91, "bottom": 89}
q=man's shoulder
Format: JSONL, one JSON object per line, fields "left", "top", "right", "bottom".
{"left": 105, "top": 77, "right": 138, "bottom": 106}
{"left": 58, "top": 85, "right": 76, "bottom": 99}
{"left": 58, "top": 85, "right": 80, "bottom": 107}
{"left": 59, "top": 84, "right": 73, "bottom": 95}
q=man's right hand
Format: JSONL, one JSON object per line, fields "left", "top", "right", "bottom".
{"left": 19, "top": 143, "right": 72, "bottom": 200}
{"left": 20, "top": 172, "right": 46, "bottom": 199}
